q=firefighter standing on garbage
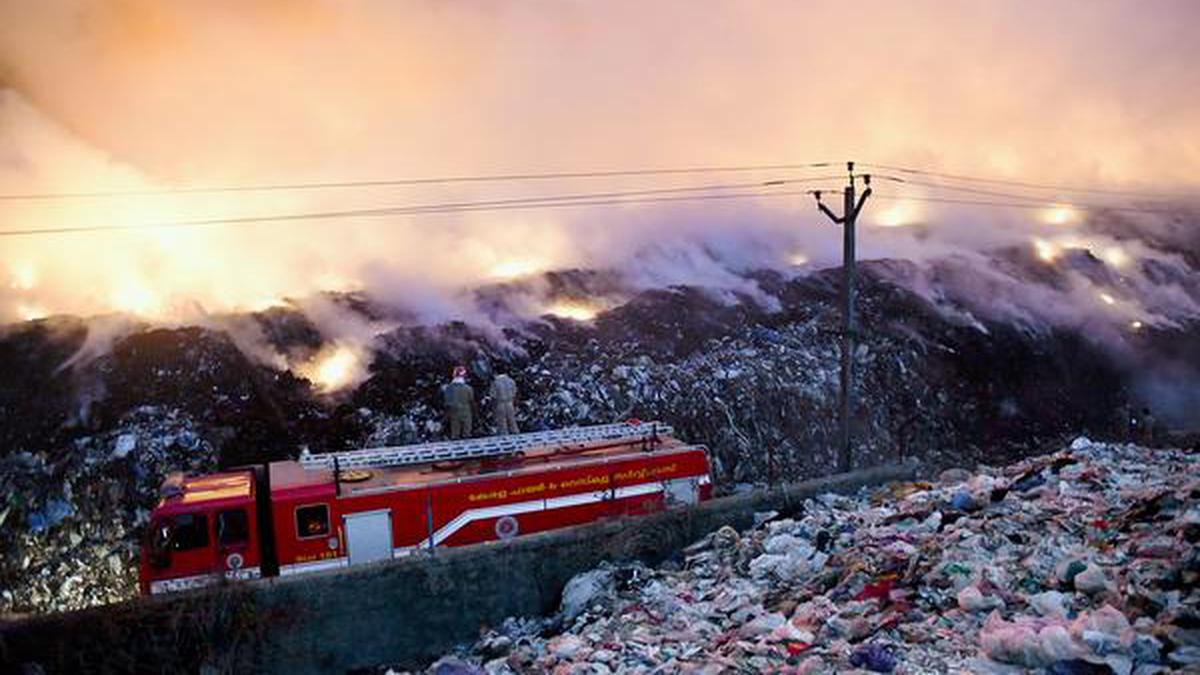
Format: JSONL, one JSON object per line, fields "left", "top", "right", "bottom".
{"left": 1138, "top": 407, "right": 1156, "bottom": 445}
{"left": 443, "top": 365, "right": 475, "bottom": 439}
{"left": 488, "top": 372, "right": 519, "bottom": 435}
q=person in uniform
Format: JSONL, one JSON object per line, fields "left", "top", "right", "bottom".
{"left": 1113, "top": 404, "right": 1132, "bottom": 442}
{"left": 1127, "top": 406, "right": 1144, "bottom": 443}
{"left": 488, "top": 372, "right": 519, "bottom": 435}
{"left": 443, "top": 365, "right": 475, "bottom": 439}
{"left": 1139, "top": 407, "right": 1157, "bottom": 445}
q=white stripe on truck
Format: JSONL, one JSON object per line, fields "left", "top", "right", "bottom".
{"left": 394, "top": 478, "right": 681, "bottom": 555}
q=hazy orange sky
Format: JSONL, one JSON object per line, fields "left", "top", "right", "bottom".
{"left": 1, "top": 0, "right": 1199, "bottom": 326}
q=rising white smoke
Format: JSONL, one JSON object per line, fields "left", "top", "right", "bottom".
{"left": 1, "top": 0, "right": 1199, "bottom": 408}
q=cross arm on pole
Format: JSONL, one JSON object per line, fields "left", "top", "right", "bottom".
{"left": 813, "top": 190, "right": 844, "bottom": 224}
{"left": 851, "top": 176, "right": 873, "bottom": 221}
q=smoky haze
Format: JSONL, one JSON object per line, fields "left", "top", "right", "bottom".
{"left": 1, "top": 1, "right": 1199, "bottom": 420}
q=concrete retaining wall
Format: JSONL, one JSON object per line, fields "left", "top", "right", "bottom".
{"left": 1, "top": 462, "right": 918, "bottom": 674}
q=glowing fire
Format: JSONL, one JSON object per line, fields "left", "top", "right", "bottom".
{"left": 2, "top": 0, "right": 1198, "bottom": 335}
{"left": 1041, "top": 205, "right": 1078, "bottom": 226}
{"left": 1130, "top": 320, "right": 1144, "bottom": 331}
{"left": 545, "top": 300, "right": 600, "bottom": 321}
{"left": 874, "top": 201, "right": 921, "bottom": 228}
{"left": 1099, "top": 245, "right": 1130, "bottom": 268}
{"left": 16, "top": 304, "right": 47, "bottom": 321}
{"left": 247, "top": 297, "right": 289, "bottom": 312}
{"left": 1032, "top": 238, "right": 1059, "bottom": 263}
{"left": 9, "top": 262, "right": 36, "bottom": 290}
{"left": 1099, "top": 292, "right": 1116, "bottom": 305}
{"left": 489, "top": 259, "right": 543, "bottom": 280}
{"left": 298, "top": 345, "right": 363, "bottom": 393}
{"left": 111, "top": 281, "right": 162, "bottom": 316}
{"left": 7, "top": 262, "right": 46, "bottom": 321}
{"left": 789, "top": 252, "right": 810, "bottom": 266}
{"left": 1031, "top": 234, "right": 1136, "bottom": 272}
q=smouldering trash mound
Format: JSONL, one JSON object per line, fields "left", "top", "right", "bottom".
{"left": 0, "top": 267, "right": 1191, "bottom": 616}
{"left": 0, "top": 264, "right": 1180, "bottom": 614}
{"left": 417, "top": 439, "right": 1199, "bottom": 674}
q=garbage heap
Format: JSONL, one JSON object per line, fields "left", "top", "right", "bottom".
{"left": 0, "top": 406, "right": 217, "bottom": 613}
{"left": 424, "top": 439, "right": 1199, "bottom": 674}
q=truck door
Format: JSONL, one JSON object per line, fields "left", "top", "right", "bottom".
{"left": 344, "top": 509, "right": 393, "bottom": 565}
{"left": 143, "top": 511, "right": 215, "bottom": 593}
{"left": 215, "top": 507, "right": 253, "bottom": 577}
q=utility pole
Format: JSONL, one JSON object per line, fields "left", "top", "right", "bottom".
{"left": 813, "top": 162, "right": 872, "bottom": 473}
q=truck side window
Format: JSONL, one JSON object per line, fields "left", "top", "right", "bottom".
{"left": 148, "top": 520, "right": 173, "bottom": 568}
{"left": 296, "top": 504, "right": 330, "bottom": 538}
{"left": 217, "top": 509, "right": 249, "bottom": 546}
{"left": 172, "top": 513, "right": 209, "bottom": 551}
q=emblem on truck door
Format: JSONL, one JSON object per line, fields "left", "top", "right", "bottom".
{"left": 495, "top": 515, "right": 519, "bottom": 540}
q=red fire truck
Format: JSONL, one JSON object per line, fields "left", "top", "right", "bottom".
{"left": 139, "top": 422, "right": 712, "bottom": 595}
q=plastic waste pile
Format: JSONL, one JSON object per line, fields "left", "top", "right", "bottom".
{"left": 419, "top": 438, "right": 1198, "bottom": 674}
{"left": 0, "top": 406, "right": 216, "bottom": 613}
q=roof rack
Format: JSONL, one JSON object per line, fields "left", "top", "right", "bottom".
{"left": 298, "top": 421, "right": 672, "bottom": 471}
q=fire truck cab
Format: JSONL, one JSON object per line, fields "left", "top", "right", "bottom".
{"left": 139, "top": 471, "right": 265, "bottom": 595}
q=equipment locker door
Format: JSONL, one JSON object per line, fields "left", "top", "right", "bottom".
{"left": 344, "top": 509, "right": 393, "bottom": 565}
{"left": 663, "top": 477, "right": 700, "bottom": 506}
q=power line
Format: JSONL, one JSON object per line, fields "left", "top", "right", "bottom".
{"left": 870, "top": 173, "right": 1194, "bottom": 213}
{"left": 0, "top": 162, "right": 838, "bottom": 201}
{"left": 2, "top": 163, "right": 1191, "bottom": 238}
{"left": 861, "top": 162, "right": 1197, "bottom": 200}
{"left": 0, "top": 182, "right": 832, "bottom": 238}
{"left": 4, "top": 180, "right": 1183, "bottom": 239}
{"left": 871, "top": 192, "right": 1188, "bottom": 215}
{"left": 875, "top": 175, "right": 1100, "bottom": 202}
{"left": 8, "top": 159, "right": 1195, "bottom": 203}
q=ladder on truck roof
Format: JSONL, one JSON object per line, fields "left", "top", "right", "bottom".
{"left": 298, "top": 421, "right": 673, "bottom": 471}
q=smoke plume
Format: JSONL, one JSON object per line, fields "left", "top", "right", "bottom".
{"left": 2, "top": 1, "right": 1199, "bottom": 415}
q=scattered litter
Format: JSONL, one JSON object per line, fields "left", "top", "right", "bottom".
{"left": 26, "top": 499, "right": 73, "bottom": 534}
{"left": 428, "top": 439, "right": 1199, "bottom": 673}
{"left": 1, "top": 407, "right": 217, "bottom": 613}
{"left": 849, "top": 642, "right": 898, "bottom": 672}
{"left": 111, "top": 434, "right": 137, "bottom": 459}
